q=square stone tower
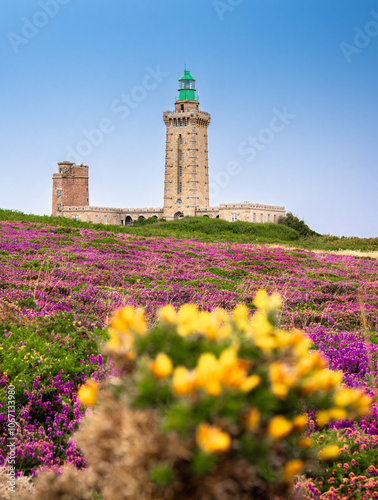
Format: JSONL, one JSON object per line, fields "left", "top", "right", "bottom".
{"left": 162, "top": 70, "right": 211, "bottom": 219}
{"left": 52, "top": 162, "right": 89, "bottom": 216}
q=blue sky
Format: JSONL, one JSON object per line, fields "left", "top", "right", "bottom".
{"left": 0, "top": 0, "right": 377, "bottom": 237}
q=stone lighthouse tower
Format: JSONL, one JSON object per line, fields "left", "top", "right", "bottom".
{"left": 162, "top": 70, "right": 211, "bottom": 219}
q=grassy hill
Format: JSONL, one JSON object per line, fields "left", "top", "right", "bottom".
{"left": 0, "top": 208, "right": 377, "bottom": 251}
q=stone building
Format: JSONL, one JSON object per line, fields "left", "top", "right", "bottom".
{"left": 52, "top": 70, "right": 285, "bottom": 224}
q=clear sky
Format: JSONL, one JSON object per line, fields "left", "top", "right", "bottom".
{"left": 1, "top": 0, "right": 377, "bottom": 237}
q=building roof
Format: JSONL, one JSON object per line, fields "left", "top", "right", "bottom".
{"left": 179, "top": 70, "right": 195, "bottom": 81}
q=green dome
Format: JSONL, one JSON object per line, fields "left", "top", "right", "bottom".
{"left": 179, "top": 70, "right": 195, "bottom": 81}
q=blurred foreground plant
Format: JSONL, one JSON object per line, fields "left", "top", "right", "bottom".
{"left": 36, "top": 290, "right": 372, "bottom": 500}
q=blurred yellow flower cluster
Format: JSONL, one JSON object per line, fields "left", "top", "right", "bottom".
{"left": 105, "top": 305, "right": 147, "bottom": 360}
{"left": 150, "top": 346, "right": 260, "bottom": 397}
{"left": 316, "top": 387, "right": 371, "bottom": 427}
{"left": 77, "top": 289, "right": 372, "bottom": 492}
{"left": 196, "top": 423, "right": 231, "bottom": 453}
{"left": 159, "top": 303, "right": 231, "bottom": 340}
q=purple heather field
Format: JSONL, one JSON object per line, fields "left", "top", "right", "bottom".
{"left": 0, "top": 220, "right": 378, "bottom": 477}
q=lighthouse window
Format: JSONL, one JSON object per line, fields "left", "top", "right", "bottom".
{"left": 57, "top": 189, "right": 61, "bottom": 198}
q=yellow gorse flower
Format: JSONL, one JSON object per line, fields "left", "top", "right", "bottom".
{"left": 334, "top": 388, "right": 372, "bottom": 415}
{"left": 150, "top": 353, "right": 173, "bottom": 379}
{"left": 292, "top": 414, "right": 308, "bottom": 432}
{"left": 245, "top": 407, "right": 260, "bottom": 431}
{"left": 283, "top": 459, "right": 303, "bottom": 482}
{"left": 176, "top": 304, "right": 199, "bottom": 337}
{"left": 195, "top": 353, "right": 222, "bottom": 395}
{"left": 105, "top": 305, "right": 147, "bottom": 359}
{"left": 319, "top": 444, "right": 340, "bottom": 460}
{"left": 267, "top": 415, "right": 293, "bottom": 440}
{"left": 158, "top": 304, "right": 177, "bottom": 324}
{"left": 269, "top": 361, "right": 298, "bottom": 399}
{"left": 196, "top": 423, "right": 231, "bottom": 454}
{"left": 78, "top": 379, "right": 98, "bottom": 406}
{"left": 253, "top": 289, "right": 282, "bottom": 312}
{"left": 194, "top": 348, "right": 261, "bottom": 396}
{"left": 111, "top": 305, "right": 147, "bottom": 335}
{"left": 172, "top": 366, "right": 196, "bottom": 396}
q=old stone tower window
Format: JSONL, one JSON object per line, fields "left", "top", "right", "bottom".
{"left": 253, "top": 213, "right": 256, "bottom": 222}
{"left": 179, "top": 182, "right": 182, "bottom": 193}
{"left": 181, "top": 104, "right": 184, "bottom": 111}
{"left": 260, "top": 214, "right": 263, "bottom": 222}
{"left": 179, "top": 150, "right": 182, "bottom": 160}
{"left": 57, "top": 204, "right": 61, "bottom": 211}
{"left": 274, "top": 214, "right": 277, "bottom": 223}
{"left": 231, "top": 213, "right": 237, "bottom": 222}
{"left": 104, "top": 216, "right": 107, "bottom": 224}
{"left": 57, "top": 189, "right": 62, "bottom": 198}
{"left": 267, "top": 214, "right": 270, "bottom": 222}
{"left": 95, "top": 215, "right": 98, "bottom": 223}
{"left": 179, "top": 165, "right": 182, "bottom": 176}
{"left": 179, "top": 134, "right": 182, "bottom": 144}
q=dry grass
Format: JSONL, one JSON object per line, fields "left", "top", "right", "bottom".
{"left": 266, "top": 244, "right": 378, "bottom": 260}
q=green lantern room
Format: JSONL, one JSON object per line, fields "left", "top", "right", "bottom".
{"left": 175, "top": 70, "right": 199, "bottom": 112}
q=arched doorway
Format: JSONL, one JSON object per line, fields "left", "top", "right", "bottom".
{"left": 125, "top": 216, "right": 133, "bottom": 225}
{"left": 174, "top": 212, "right": 184, "bottom": 219}
{"left": 138, "top": 216, "right": 146, "bottom": 221}
{"left": 203, "top": 215, "right": 209, "bottom": 218}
